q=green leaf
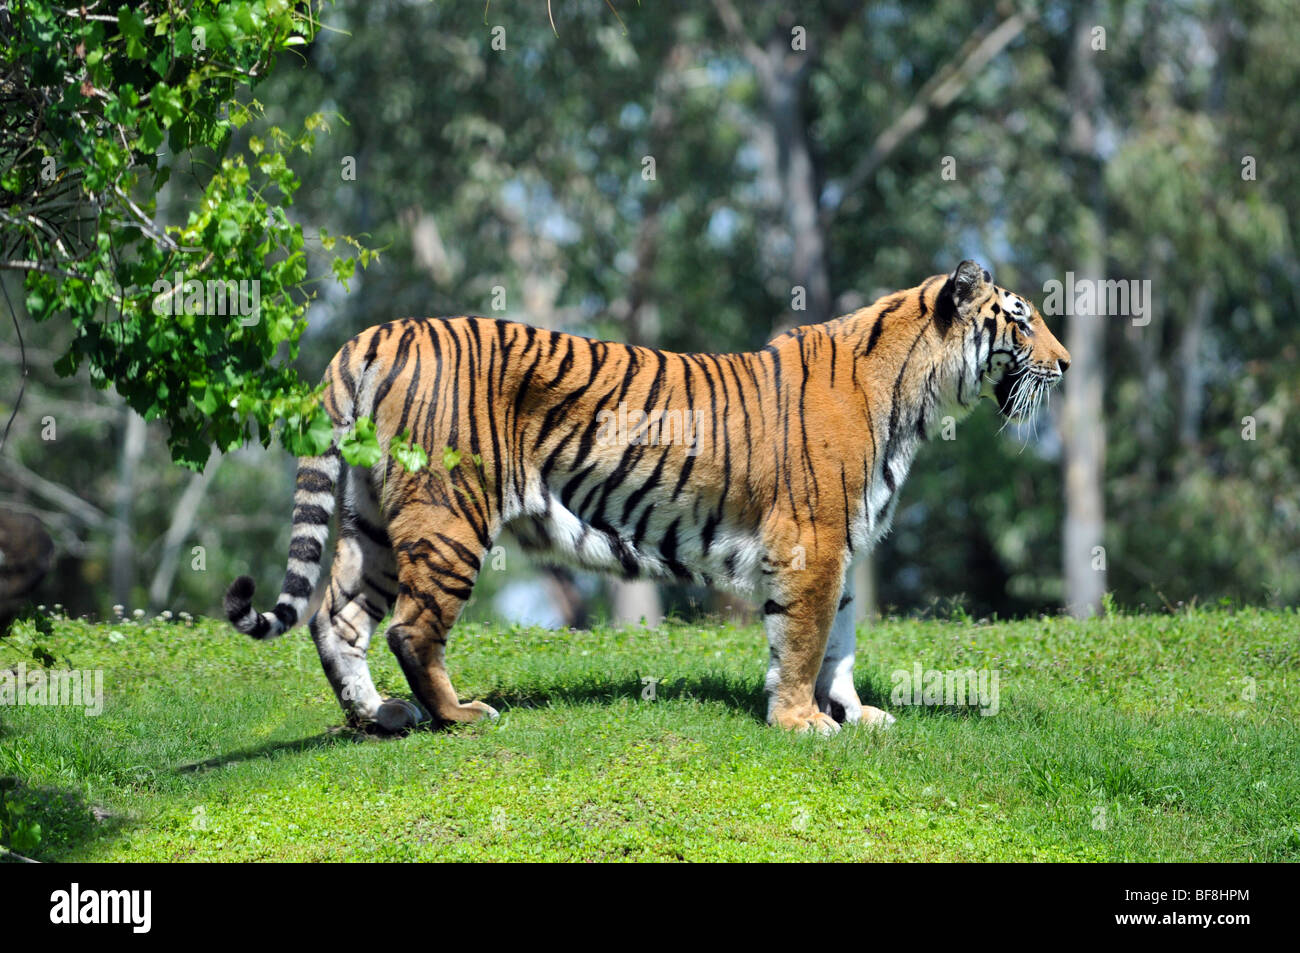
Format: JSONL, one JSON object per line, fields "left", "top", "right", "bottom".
{"left": 340, "top": 416, "right": 382, "bottom": 468}
{"left": 8, "top": 2, "right": 369, "bottom": 476}
{"left": 391, "top": 430, "right": 428, "bottom": 473}
{"left": 117, "top": 7, "right": 145, "bottom": 40}
{"left": 138, "top": 113, "right": 164, "bottom": 153}
{"left": 304, "top": 408, "right": 335, "bottom": 455}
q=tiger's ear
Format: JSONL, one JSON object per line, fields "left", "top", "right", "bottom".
{"left": 951, "top": 260, "right": 991, "bottom": 302}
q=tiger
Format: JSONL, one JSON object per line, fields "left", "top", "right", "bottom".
{"left": 225, "top": 260, "right": 1070, "bottom": 735}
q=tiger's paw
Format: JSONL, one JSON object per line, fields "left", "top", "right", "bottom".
{"left": 817, "top": 690, "right": 894, "bottom": 730}
{"left": 817, "top": 690, "right": 862, "bottom": 725}
{"left": 856, "top": 705, "right": 896, "bottom": 729}
{"left": 374, "top": 698, "right": 425, "bottom": 733}
{"left": 436, "top": 699, "right": 499, "bottom": 725}
{"left": 772, "top": 707, "right": 842, "bottom": 735}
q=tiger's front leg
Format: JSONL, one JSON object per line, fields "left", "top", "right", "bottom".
{"left": 815, "top": 580, "right": 862, "bottom": 724}
{"left": 762, "top": 557, "right": 844, "bottom": 735}
{"left": 814, "top": 571, "right": 895, "bottom": 728}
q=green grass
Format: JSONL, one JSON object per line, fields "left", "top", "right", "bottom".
{"left": 2, "top": 608, "right": 1298, "bottom": 861}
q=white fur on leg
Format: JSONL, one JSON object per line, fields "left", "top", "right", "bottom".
{"left": 815, "top": 576, "right": 864, "bottom": 724}
{"left": 813, "top": 576, "right": 896, "bottom": 730}
{"left": 311, "top": 602, "right": 386, "bottom": 725}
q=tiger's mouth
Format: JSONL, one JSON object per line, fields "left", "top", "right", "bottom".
{"left": 994, "top": 368, "right": 1020, "bottom": 417}
{"left": 993, "top": 365, "right": 1060, "bottom": 425}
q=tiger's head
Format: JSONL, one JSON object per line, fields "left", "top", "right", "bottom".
{"left": 946, "top": 259, "right": 1070, "bottom": 424}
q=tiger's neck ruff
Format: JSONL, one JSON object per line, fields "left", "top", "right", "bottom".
{"left": 226, "top": 260, "right": 1069, "bottom": 735}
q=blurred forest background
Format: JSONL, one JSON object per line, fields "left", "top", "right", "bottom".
{"left": 2, "top": 0, "right": 1297, "bottom": 626}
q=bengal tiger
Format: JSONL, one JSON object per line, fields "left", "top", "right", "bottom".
{"left": 225, "top": 260, "right": 1070, "bottom": 734}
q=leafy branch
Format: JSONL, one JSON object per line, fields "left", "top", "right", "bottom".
{"left": 1, "top": 1, "right": 372, "bottom": 469}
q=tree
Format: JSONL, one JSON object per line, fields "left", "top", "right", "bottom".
{"left": 1059, "top": 3, "right": 1108, "bottom": 618}
{"left": 1, "top": 0, "right": 369, "bottom": 470}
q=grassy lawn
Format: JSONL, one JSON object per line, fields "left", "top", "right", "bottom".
{"left": 2, "top": 608, "right": 1297, "bottom": 861}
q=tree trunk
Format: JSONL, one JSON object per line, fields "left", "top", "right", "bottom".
{"left": 851, "top": 556, "right": 876, "bottom": 623}
{"left": 110, "top": 410, "right": 147, "bottom": 609}
{"left": 760, "top": 24, "right": 830, "bottom": 328}
{"left": 611, "top": 578, "right": 663, "bottom": 627}
{"left": 1177, "top": 286, "right": 1210, "bottom": 449}
{"left": 1061, "top": 6, "right": 1108, "bottom": 618}
{"left": 147, "top": 453, "right": 220, "bottom": 610}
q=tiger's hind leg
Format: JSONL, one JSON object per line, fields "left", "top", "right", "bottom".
{"left": 385, "top": 504, "right": 498, "bottom": 727}
{"left": 310, "top": 465, "right": 419, "bottom": 732}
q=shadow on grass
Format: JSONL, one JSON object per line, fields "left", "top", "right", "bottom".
{"left": 171, "top": 727, "right": 370, "bottom": 774}
{"left": 477, "top": 671, "right": 895, "bottom": 724}
{"left": 162, "top": 673, "right": 904, "bottom": 765}
{"left": 477, "top": 671, "right": 764, "bottom": 720}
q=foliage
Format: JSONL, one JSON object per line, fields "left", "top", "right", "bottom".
{"left": 1, "top": 0, "right": 372, "bottom": 469}
{"left": 389, "top": 429, "right": 428, "bottom": 474}
{"left": 337, "top": 416, "right": 432, "bottom": 479}
{"left": 337, "top": 414, "right": 380, "bottom": 467}
{"left": 0, "top": 784, "right": 42, "bottom": 855}
{"left": 1, "top": 609, "right": 58, "bottom": 666}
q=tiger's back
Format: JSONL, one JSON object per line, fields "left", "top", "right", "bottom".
{"left": 326, "top": 315, "right": 869, "bottom": 592}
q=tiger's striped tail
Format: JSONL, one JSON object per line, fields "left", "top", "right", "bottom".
{"left": 224, "top": 446, "right": 342, "bottom": 640}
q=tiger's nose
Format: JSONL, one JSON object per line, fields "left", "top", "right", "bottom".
{"left": 1057, "top": 358, "right": 1070, "bottom": 374}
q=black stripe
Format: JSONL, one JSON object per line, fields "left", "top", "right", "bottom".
{"left": 293, "top": 503, "right": 330, "bottom": 525}
{"left": 659, "top": 518, "right": 691, "bottom": 580}
{"left": 283, "top": 572, "right": 314, "bottom": 599}
{"left": 621, "top": 446, "right": 669, "bottom": 525}
{"left": 295, "top": 468, "right": 334, "bottom": 493}
{"left": 865, "top": 318, "right": 886, "bottom": 355}
{"left": 931, "top": 278, "right": 957, "bottom": 336}
{"left": 434, "top": 532, "right": 483, "bottom": 573}
{"left": 864, "top": 293, "right": 908, "bottom": 356}
{"left": 288, "top": 536, "right": 323, "bottom": 562}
